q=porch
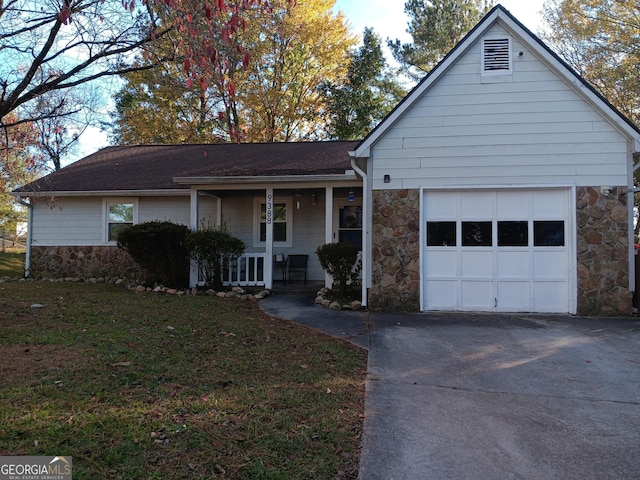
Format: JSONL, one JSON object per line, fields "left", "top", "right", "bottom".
{"left": 219, "top": 252, "right": 326, "bottom": 294}
{"left": 182, "top": 178, "right": 365, "bottom": 291}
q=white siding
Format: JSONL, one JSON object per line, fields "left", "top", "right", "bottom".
{"left": 372, "top": 24, "right": 630, "bottom": 190}
{"left": 32, "top": 197, "right": 103, "bottom": 246}
{"left": 290, "top": 191, "right": 327, "bottom": 280}
{"left": 198, "top": 195, "right": 219, "bottom": 228}
{"left": 139, "top": 197, "right": 190, "bottom": 225}
{"left": 32, "top": 195, "right": 194, "bottom": 246}
{"left": 220, "top": 193, "right": 255, "bottom": 251}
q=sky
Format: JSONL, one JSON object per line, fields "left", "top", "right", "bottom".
{"left": 74, "top": 0, "right": 548, "bottom": 161}
{"left": 333, "top": 0, "right": 547, "bottom": 43}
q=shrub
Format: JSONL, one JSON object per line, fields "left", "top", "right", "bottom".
{"left": 316, "top": 243, "right": 361, "bottom": 295}
{"left": 117, "top": 221, "right": 190, "bottom": 288}
{"left": 184, "top": 226, "right": 245, "bottom": 290}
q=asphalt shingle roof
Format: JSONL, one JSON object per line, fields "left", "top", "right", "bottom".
{"left": 15, "top": 141, "right": 360, "bottom": 194}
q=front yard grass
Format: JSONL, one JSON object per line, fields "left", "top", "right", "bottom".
{"left": 0, "top": 250, "right": 25, "bottom": 277}
{"left": 0, "top": 282, "right": 367, "bottom": 479}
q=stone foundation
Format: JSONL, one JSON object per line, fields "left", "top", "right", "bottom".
{"left": 30, "top": 245, "right": 150, "bottom": 282}
{"left": 368, "top": 189, "right": 421, "bottom": 311}
{"left": 576, "top": 186, "right": 632, "bottom": 316}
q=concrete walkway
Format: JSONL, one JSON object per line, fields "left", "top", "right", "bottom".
{"left": 260, "top": 294, "right": 640, "bottom": 480}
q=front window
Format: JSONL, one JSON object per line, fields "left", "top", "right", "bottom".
{"left": 260, "top": 202, "right": 287, "bottom": 242}
{"left": 105, "top": 200, "right": 137, "bottom": 242}
{"left": 255, "top": 198, "right": 292, "bottom": 246}
{"left": 339, "top": 205, "right": 363, "bottom": 248}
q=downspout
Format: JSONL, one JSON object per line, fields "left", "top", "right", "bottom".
{"left": 350, "top": 154, "right": 369, "bottom": 308}
{"left": 632, "top": 152, "right": 640, "bottom": 304}
{"left": 16, "top": 196, "right": 32, "bottom": 278}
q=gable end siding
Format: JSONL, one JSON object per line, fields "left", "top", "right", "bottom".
{"left": 370, "top": 24, "right": 630, "bottom": 191}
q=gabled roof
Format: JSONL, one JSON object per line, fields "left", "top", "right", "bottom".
{"left": 352, "top": 4, "right": 640, "bottom": 158}
{"left": 13, "top": 141, "right": 360, "bottom": 196}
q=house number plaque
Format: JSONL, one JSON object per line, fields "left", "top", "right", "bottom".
{"left": 266, "top": 194, "right": 273, "bottom": 225}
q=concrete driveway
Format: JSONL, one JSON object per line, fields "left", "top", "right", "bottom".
{"left": 260, "top": 296, "right": 640, "bottom": 480}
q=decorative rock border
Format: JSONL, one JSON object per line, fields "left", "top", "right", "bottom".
{"left": 315, "top": 287, "right": 363, "bottom": 311}
{"left": 0, "top": 276, "right": 271, "bottom": 300}
{"left": 132, "top": 284, "right": 271, "bottom": 300}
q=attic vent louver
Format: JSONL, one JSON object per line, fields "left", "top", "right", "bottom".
{"left": 483, "top": 38, "right": 511, "bottom": 73}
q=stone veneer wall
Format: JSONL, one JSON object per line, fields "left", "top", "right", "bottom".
{"left": 368, "top": 189, "right": 421, "bottom": 311}
{"left": 30, "top": 246, "right": 150, "bottom": 281}
{"left": 576, "top": 186, "right": 632, "bottom": 316}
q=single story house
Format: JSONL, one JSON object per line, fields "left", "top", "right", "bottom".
{"left": 13, "top": 5, "right": 640, "bottom": 315}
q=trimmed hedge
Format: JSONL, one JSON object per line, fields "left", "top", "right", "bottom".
{"left": 316, "top": 242, "right": 361, "bottom": 295}
{"left": 117, "top": 221, "right": 190, "bottom": 288}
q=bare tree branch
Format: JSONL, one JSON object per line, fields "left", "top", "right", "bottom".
{"left": 0, "top": 0, "right": 174, "bottom": 123}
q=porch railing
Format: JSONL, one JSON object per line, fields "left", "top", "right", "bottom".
{"left": 223, "top": 253, "right": 266, "bottom": 287}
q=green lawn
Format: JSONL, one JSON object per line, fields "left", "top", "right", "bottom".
{"left": 0, "top": 251, "right": 25, "bottom": 277}
{"left": 0, "top": 282, "right": 367, "bottom": 479}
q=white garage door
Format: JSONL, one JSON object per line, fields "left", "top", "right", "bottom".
{"left": 423, "top": 189, "right": 572, "bottom": 313}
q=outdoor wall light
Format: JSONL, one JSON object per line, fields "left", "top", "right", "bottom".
{"left": 348, "top": 190, "right": 355, "bottom": 202}
{"left": 600, "top": 186, "right": 612, "bottom": 197}
{"left": 384, "top": 174, "right": 391, "bottom": 183}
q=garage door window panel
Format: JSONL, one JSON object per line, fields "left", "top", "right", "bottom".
{"left": 427, "top": 221, "right": 456, "bottom": 246}
{"left": 462, "top": 221, "right": 492, "bottom": 246}
{"left": 498, "top": 221, "right": 528, "bottom": 247}
{"left": 534, "top": 221, "right": 564, "bottom": 246}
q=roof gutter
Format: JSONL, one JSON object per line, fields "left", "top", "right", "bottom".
{"left": 15, "top": 196, "right": 32, "bottom": 278}
{"left": 173, "top": 172, "right": 358, "bottom": 185}
{"left": 10, "top": 189, "right": 190, "bottom": 198}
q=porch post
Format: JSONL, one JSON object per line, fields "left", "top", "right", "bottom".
{"left": 324, "top": 186, "right": 333, "bottom": 288}
{"left": 265, "top": 188, "right": 274, "bottom": 290}
{"left": 189, "top": 188, "right": 200, "bottom": 288}
{"left": 215, "top": 196, "right": 222, "bottom": 228}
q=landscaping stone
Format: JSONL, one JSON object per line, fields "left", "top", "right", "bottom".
{"left": 329, "top": 301, "right": 341, "bottom": 310}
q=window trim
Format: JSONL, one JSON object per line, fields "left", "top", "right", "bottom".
{"left": 103, "top": 198, "right": 138, "bottom": 244}
{"left": 253, "top": 197, "right": 292, "bottom": 247}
